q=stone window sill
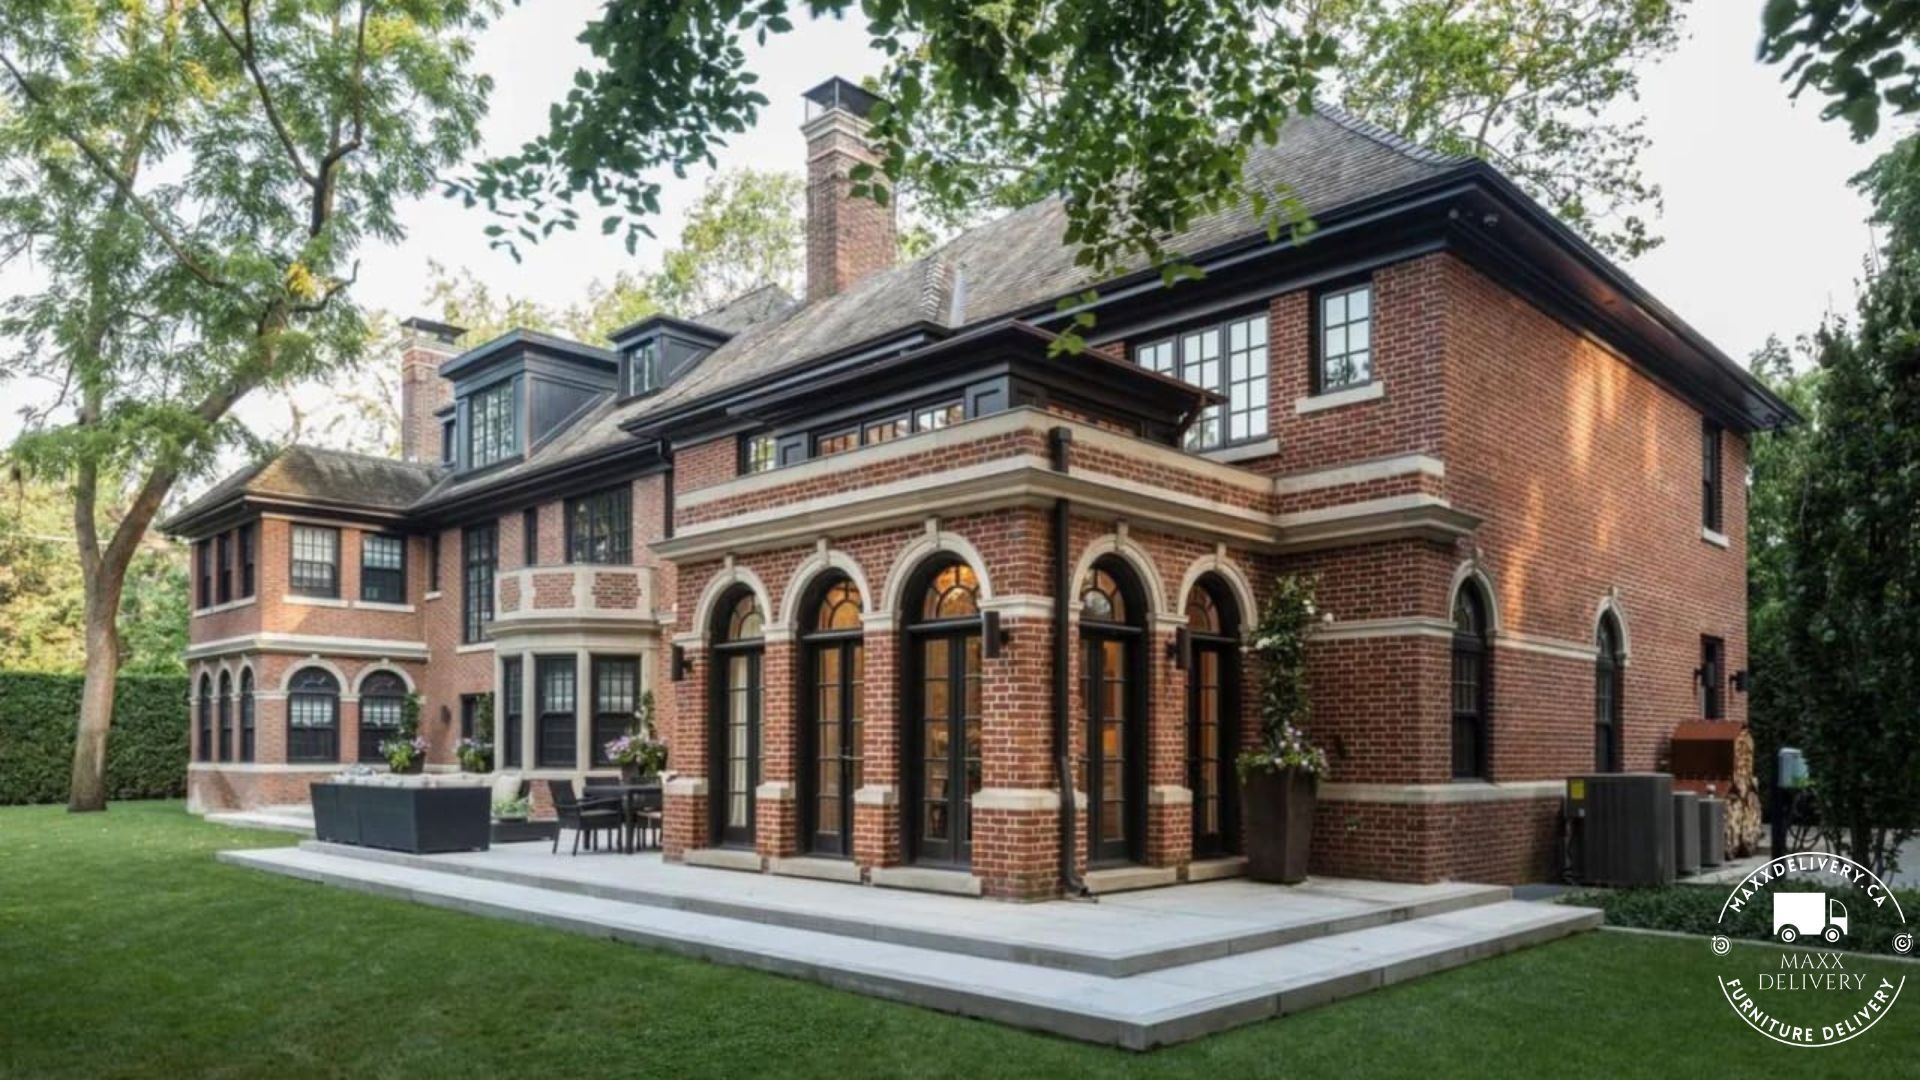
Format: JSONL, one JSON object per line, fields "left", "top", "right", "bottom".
{"left": 1200, "top": 437, "right": 1280, "bottom": 464}
{"left": 191, "top": 596, "right": 258, "bottom": 618}
{"left": 355, "top": 601, "right": 417, "bottom": 613}
{"left": 1295, "top": 381, "right": 1385, "bottom": 414}
{"left": 1701, "top": 527, "right": 1730, "bottom": 549}
{"left": 284, "top": 594, "right": 348, "bottom": 609}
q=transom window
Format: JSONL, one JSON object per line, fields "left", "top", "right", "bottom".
{"left": 566, "top": 486, "right": 632, "bottom": 564}
{"left": 290, "top": 525, "right": 340, "bottom": 598}
{"left": 1316, "top": 282, "right": 1374, "bottom": 393}
{"left": 815, "top": 428, "right": 858, "bottom": 457}
{"left": 816, "top": 580, "right": 863, "bottom": 631}
{"left": 920, "top": 563, "right": 980, "bottom": 621}
{"left": 727, "top": 592, "right": 765, "bottom": 640}
{"left": 1134, "top": 313, "right": 1268, "bottom": 450}
{"left": 1080, "top": 568, "right": 1129, "bottom": 623}
{"left": 467, "top": 378, "right": 518, "bottom": 468}
{"left": 1186, "top": 586, "right": 1220, "bottom": 634}
{"left": 360, "top": 535, "right": 406, "bottom": 604}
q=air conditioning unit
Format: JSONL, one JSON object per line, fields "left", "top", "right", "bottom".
{"left": 1698, "top": 797, "right": 1727, "bottom": 867}
{"left": 1672, "top": 791, "right": 1700, "bottom": 876}
{"left": 1565, "top": 773, "right": 1675, "bottom": 887}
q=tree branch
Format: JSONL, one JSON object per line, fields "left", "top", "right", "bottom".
{"left": 311, "top": 0, "right": 371, "bottom": 236}
{"left": 199, "top": 0, "right": 316, "bottom": 185}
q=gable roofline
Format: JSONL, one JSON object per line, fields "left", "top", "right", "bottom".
{"left": 606, "top": 311, "right": 734, "bottom": 347}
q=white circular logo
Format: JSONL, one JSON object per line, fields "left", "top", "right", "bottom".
{"left": 1714, "top": 852, "right": 1907, "bottom": 1047}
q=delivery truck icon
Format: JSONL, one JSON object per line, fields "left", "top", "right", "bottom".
{"left": 1773, "top": 892, "right": 1848, "bottom": 944}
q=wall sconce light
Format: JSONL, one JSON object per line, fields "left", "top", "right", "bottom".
{"left": 1731, "top": 669, "right": 1751, "bottom": 693}
{"left": 982, "top": 610, "right": 1012, "bottom": 658}
{"left": 1168, "top": 626, "right": 1191, "bottom": 671}
{"left": 671, "top": 644, "right": 692, "bottom": 682}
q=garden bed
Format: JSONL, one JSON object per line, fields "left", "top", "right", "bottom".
{"left": 1558, "top": 882, "right": 1919, "bottom": 954}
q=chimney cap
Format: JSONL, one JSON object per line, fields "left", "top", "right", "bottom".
{"left": 803, "top": 77, "right": 882, "bottom": 123}
{"left": 400, "top": 316, "right": 466, "bottom": 346}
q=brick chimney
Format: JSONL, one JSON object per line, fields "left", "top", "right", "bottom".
{"left": 397, "top": 317, "right": 464, "bottom": 463}
{"left": 803, "top": 78, "right": 895, "bottom": 303}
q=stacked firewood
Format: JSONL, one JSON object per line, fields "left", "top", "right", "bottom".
{"left": 1670, "top": 722, "right": 1764, "bottom": 857}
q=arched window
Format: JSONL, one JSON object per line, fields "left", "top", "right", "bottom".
{"left": 906, "top": 558, "right": 982, "bottom": 865}
{"left": 1595, "top": 614, "right": 1625, "bottom": 772}
{"left": 1451, "top": 583, "right": 1490, "bottom": 780}
{"left": 216, "top": 671, "right": 233, "bottom": 763}
{"left": 288, "top": 667, "right": 340, "bottom": 763}
{"left": 238, "top": 670, "right": 256, "bottom": 763}
{"left": 1079, "top": 556, "right": 1147, "bottom": 865}
{"left": 359, "top": 671, "right": 408, "bottom": 764}
{"left": 804, "top": 575, "right": 864, "bottom": 856}
{"left": 1186, "top": 575, "right": 1241, "bottom": 857}
{"left": 196, "top": 674, "right": 214, "bottom": 763}
{"left": 710, "top": 587, "right": 765, "bottom": 848}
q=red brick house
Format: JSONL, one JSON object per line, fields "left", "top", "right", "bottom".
{"left": 163, "top": 80, "right": 1791, "bottom": 898}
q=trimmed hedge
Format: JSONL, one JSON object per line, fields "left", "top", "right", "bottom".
{"left": 1561, "top": 882, "right": 1920, "bottom": 956}
{"left": 0, "top": 672, "right": 188, "bottom": 804}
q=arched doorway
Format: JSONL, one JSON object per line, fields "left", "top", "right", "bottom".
{"left": 905, "top": 559, "right": 982, "bottom": 867}
{"left": 1595, "top": 614, "right": 1624, "bottom": 772}
{"left": 802, "top": 575, "right": 864, "bottom": 856}
{"left": 1186, "top": 575, "right": 1241, "bottom": 857}
{"left": 710, "top": 588, "right": 764, "bottom": 849}
{"left": 1080, "top": 556, "right": 1148, "bottom": 866}
{"left": 1451, "top": 583, "right": 1491, "bottom": 780}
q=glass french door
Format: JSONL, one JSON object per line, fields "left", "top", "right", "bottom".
{"left": 807, "top": 638, "right": 864, "bottom": 856}
{"left": 1188, "top": 639, "right": 1237, "bottom": 856}
{"left": 1082, "top": 632, "right": 1142, "bottom": 865}
{"left": 712, "top": 647, "right": 761, "bottom": 848}
{"left": 911, "top": 631, "right": 982, "bottom": 866}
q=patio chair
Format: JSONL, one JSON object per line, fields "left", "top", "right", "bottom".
{"left": 547, "top": 779, "right": 624, "bottom": 856}
{"left": 631, "top": 784, "right": 664, "bottom": 851}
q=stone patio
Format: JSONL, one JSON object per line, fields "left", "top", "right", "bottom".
{"left": 223, "top": 841, "right": 1599, "bottom": 1049}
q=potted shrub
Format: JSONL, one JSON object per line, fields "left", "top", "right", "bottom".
{"left": 457, "top": 693, "right": 494, "bottom": 772}
{"left": 605, "top": 690, "right": 667, "bottom": 782}
{"left": 1236, "top": 574, "right": 1330, "bottom": 884}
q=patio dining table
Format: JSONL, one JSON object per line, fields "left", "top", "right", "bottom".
{"left": 584, "top": 780, "right": 663, "bottom": 853}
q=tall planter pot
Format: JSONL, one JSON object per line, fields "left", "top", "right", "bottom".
{"left": 1241, "top": 766, "right": 1317, "bottom": 884}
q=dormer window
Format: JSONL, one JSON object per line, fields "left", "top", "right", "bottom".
{"left": 467, "top": 378, "right": 518, "bottom": 469}
{"left": 440, "top": 417, "right": 455, "bottom": 465}
{"left": 629, "top": 339, "right": 661, "bottom": 397}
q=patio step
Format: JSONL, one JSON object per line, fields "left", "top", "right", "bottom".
{"left": 205, "top": 805, "right": 315, "bottom": 837}
{"left": 290, "top": 839, "right": 1511, "bottom": 977}
{"left": 220, "top": 845, "right": 1598, "bottom": 1050}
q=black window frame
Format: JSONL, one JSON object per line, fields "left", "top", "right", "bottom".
{"left": 440, "top": 417, "right": 456, "bottom": 464}
{"left": 357, "top": 671, "right": 408, "bottom": 764}
{"left": 287, "top": 667, "right": 341, "bottom": 764}
{"left": 1312, "top": 279, "right": 1376, "bottom": 395}
{"left": 565, "top": 485, "right": 632, "bottom": 565}
{"left": 462, "top": 523, "right": 498, "bottom": 645}
{"left": 195, "top": 542, "right": 212, "bottom": 609}
{"left": 502, "top": 656, "right": 523, "bottom": 768}
{"left": 591, "top": 655, "right": 641, "bottom": 766}
{"left": 535, "top": 655, "right": 578, "bottom": 769}
{"left": 359, "top": 533, "right": 408, "bottom": 604}
{"left": 628, "top": 338, "right": 660, "bottom": 397}
{"left": 742, "top": 433, "right": 779, "bottom": 475}
{"left": 522, "top": 508, "right": 540, "bottom": 567}
{"left": 1701, "top": 635, "right": 1726, "bottom": 720}
{"left": 217, "top": 670, "right": 232, "bottom": 762}
{"left": 427, "top": 532, "right": 441, "bottom": 593}
{"left": 1701, "top": 419, "right": 1724, "bottom": 534}
{"left": 1133, "top": 310, "right": 1270, "bottom": 451}
{"left": 1450, "top": 584, "right": 1491, "bottom": 781}
{"left": 238, "top": 523, "right": 255, "bottom": 598}
{"left": 466, "top": 376, "right": 519, "bottom": 470}
{"left": 814, "top": 427, "right": 858, "bottom": 457}
{"left": 215, "top": 532, "right": 233, "bottom": 604}
{"left": 238, "top": 668, "right": 255, "bottom": 763}
{"left": 289, "top": 525, "right": 341, "bottom": 599}
{"left": 196, "top": 674, "right": 213, "bottom": 762}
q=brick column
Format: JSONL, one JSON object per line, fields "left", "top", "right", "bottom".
{"left": 663, "top": 639, "right": 711, "bottom": 859}
{"left": 755, "top": 634, "right": 799, "bottom": 860}
{"left": 972, "top": 612, "right": 1060, "bottom": 900}
{"left": 1146, "top": 618, "right": 1193, "bottom": 870}
{"left": 853, "top": 615, "right": 901, "bottom": 870}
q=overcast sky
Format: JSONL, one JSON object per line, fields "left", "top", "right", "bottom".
{"left": 0, "top": 2, "right": 1896, "bottom": 462}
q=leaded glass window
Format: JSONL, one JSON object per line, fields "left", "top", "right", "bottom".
{"left": 288, "top": 667, "right": 340, "bottom": 763}
{"left": 566, "top": 486, "right": 632, "bottom": 564}
{"left": 467, "top": 378, "right": 518, "bottom": 468}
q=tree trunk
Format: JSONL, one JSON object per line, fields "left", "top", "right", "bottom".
{"left": 68, "top": 573, "right": 126, "bottom": 812}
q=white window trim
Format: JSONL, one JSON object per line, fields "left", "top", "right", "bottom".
{"left": 1296, "top": 380, "right": 1385, "bottom": 414}
{"left": 1701, "top": 526, "right": 1730, "bottom": 549}
{"left": 283, "top": 594, "right": 349, "bottom": 609}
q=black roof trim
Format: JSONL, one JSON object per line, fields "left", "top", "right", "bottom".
{"left": 606, "top": 311, "right": 735, "bottom": 347}
{"left": 437, "top": 328, "right": 618, "bottom": 379}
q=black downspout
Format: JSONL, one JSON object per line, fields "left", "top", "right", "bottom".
{"left": 1049, "top": 427, "right": 1091, "bottom": 898}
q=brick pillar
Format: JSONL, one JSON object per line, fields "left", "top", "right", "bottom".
{"left": 972, "top": 613, "right": 1061, "bottom": 900}
{"left": 664, "top": 641, "right": 711, "bottom": 859}
{"left": 801, "top": 79, "right": 895, "bottom": 303}
{"left": 397, "top": 317, "right": 463, "bottom": 464}
{"left": 853, "top": 616, "right": 902, "bottom": 870}
{"left": 756, "top": 635, "right": 799, "bottom": 861}
{"left": 1147, "top": 619, "right": 1193, "bottom": 870}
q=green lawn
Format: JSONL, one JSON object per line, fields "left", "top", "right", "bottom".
{"left": 1, "top": 802, "right": 1913, "bottom": 1079}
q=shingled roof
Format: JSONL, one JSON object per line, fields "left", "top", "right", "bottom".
{"left": 161, "top": 445, "right": 440, "bottom": 534}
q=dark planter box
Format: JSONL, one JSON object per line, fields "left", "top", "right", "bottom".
{"left": 310, "top": 783, "right": 490, "bottom": 854}
{"left": 1241, "top": 767, "right": 1317, "bottom": 884}
{"left": 490, "top": 818, "right": 559, "bottom": 844}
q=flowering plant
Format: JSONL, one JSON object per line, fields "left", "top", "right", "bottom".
{"left": 381, "top": 734, "right": 428, "bottom": 773}
{"left": 456, "top": 736, "right": 492, "bottom": 773}
{"left": 604, "top": 690, "right": 667, "bottom": 775}
{"left": 1237, "top": 574, "right": 1331, "bottom": 780}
